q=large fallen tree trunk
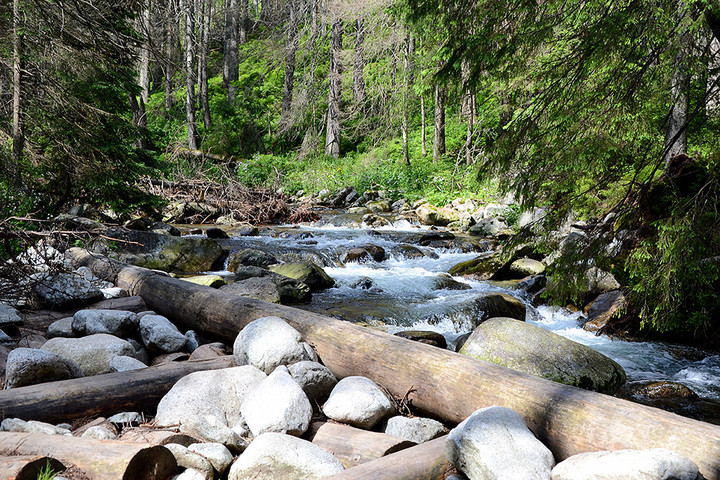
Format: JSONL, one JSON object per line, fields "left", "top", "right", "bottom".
{"left": 0, "top": 432, "right": 177, "bottom": 480}
{"left": 67, "top": 249, "right": 720, "bottom": 480}
{"left": 0, "top": 356, "right": 234, "bottom": 423}
{"left": 0, "top": 455, "right": 66, "bottom": 480}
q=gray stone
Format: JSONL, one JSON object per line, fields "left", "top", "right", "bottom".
{"left": 227, "top": 249, "right": 278, "bottom": 271}
{"left": 459, "top": 317, "right": 626, "bottom": 394}
{"left": 108, "top": 412, "right": 143, "bottom": 427}
{"left": 469, "top": 217, "right": 509, "bottom": 237}
{"left": 110, "top": 355, "right": 147, "bottom": 372}
{"left": 155, "top": 365, "right": 266, "bottom": 448}
{"left": 127, "top": 338, "right": 150, "bottom": 364}
{"left": 82, "top": 425, "right": 117, "bottom": 440}
{"left": 47, "top": 317, "right": 75, "bottom": 338}
{"left": 5, "top": 347, "right": 83, "bottom": 388}
{"left": 550, "top": 448, "right": 699, "bottom": 480}
{"left": 2, "top": 418, "right": 71, "bottom": 436}
{"left": 447, "top": 406, "right": 554, "bottom": 480}
{"left": 139, "top": 314, "right": 187, "bottom": 354}
{"left": 222, "top": 277, "right": 282, "bottom": 304}
{"left": 184, "top": 330, "right": 201, "bottom": 352}
{"left": 32, "top": 272, "right": 104, "bottom": 308}
{"left": 233, "top": 316, "right": 313, "bottom": 374}
{"left": 227, "top": 432, "right": 344, "bottom": 480}
{"left": 471, "top": 293, "right": 526, "bottom": 326}
{"left": 188, "top": 443, "right": 234, "bottom": 476}
{"left": 268, "top": 263, "right": 335, "bottom": 291}
{"left": 0, "top": 303, "right": 22, "bottom": 327}
{"left": 584, "top": 267, "right": 621, "bottom": 296}
{"left": 583, "top": 290, "right": 626, "bottom": 333}
{"left": 72, "top": 309, "right": 139, "bottom": 337}
{"left": 415, "top": 204, "right": 459, "bottom": 226}
{"left": 510, "top": 258, "right": 546, "bottom": 276}
{"left": 41, "top": 334, "right": 136, "bottom": 376}
{"left": 15, "top": 244, "right": 65, "bottom": 272}
{"left": 240, "top": 366, "right": 313, "bottom": 436}
{"left": 384, "top": 416, "right": 446, "bottom": 444}
{"left": 322, "top": 376, "right": 396, "bottom": 429}
{"left": 288, "top": 361, "right": 337, "bottom": 404}
{"left": 165, "top": 443, "right": 214, "bottom": 480}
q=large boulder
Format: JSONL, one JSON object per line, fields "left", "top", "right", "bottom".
{"left": 415, "top": 204, "right": 459, "bottom": 226}
{"left": 41, "top": 334, "right": 136, "bottom": 376}
{"left": 510, "top": 258, "right": 546, "bottom": 277}
{"left": 32, "top": 272, "right": 104, "bottom": 308}
{"left": 551, "top": 448, "right": 699, "bottom": 480}
{"left": 322, "top": 376, "right": 396, "bottom": 429}
{"left": 288, "top": 361, "right": 337, "bottom": 404}
{"left": 155, "top": 365, "right": 266, "bottom": 447}
{"left": 459, "top": 317, "right": 626, "bottom": 394}
{"left": 222, "top": 271, "right": 311, "bottom": 304}
{"left": 384, "top": 416, "right": 446, "bottom": 444}
{"left": 89, "top": 229, "right": 224, "bottom": 273}
{"left": 448, "top": 253, "right": 503, "bottom": 280}
{"left": 5, "top": 347, "right": 82, "bottom": 388}
{"left": 227, "top": 432, "right": 344, "bottom": 480}
{"left": 139, "top": 314, "right": 188, "bottom": 354}
{"left": 188, "top": 443, "right": 234, "bottom": 477}
{"left": 268, "top": 263, "right": 335, "bottom": 291}
{"left": 446, "top": 406, "right": 555, "bottom": 480}
{"left": 227, "top": 249, "right": 279, "bottom": 271}
{"left": 343, "top": 245, "right": 386, "bottom": 263}
{"left": 583, "top": 290, "right": 626, "bottom": 332}
{"left": 471, "top": 293, "right": 526, "bottom": 326}
{"left": 233, "top": 316, "right": 314, "bottom": 374}
{"left": 240, "top": 366, "right": 313, "bottom": 436}
{"left": 72, "top": 309, "right": 139, "bottom": 337}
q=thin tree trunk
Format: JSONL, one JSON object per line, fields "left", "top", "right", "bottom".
{"left": 433, "top": 84, "right": 446, "bottom": 162}
{"left": 353, "top": 18, "right": 366, "bottom": 105}
{"left": 164, "top": 0, "right": 176, "bottom": 113}
{"left": 11, "top": 0, "right": 24, "bottom": 184}
{"left": 421, "top": 95, "right": 427, "bottom": 157}
{"left": 128, "top": 94, "right": 150, "bottom": 150}
{"left": 664, "top": 18, "right": 690, "bottom": 169}
{"left": 325, "top": 19, "right": 343, "bottom": 158}
{"left": 401, "top": 34, "right": 414, "bottom": 165}
{"left": 239, "top": 0, "right": 249, "bottom": 44}
{"left": 183, "top": 0, "right": 199, "bottom": 150}
{"left": 223, "top": 0, "right": 239, "bottom": 100}
{"left": 280, "top": 0, "right": 298, "bottom": 131}
{"left": 198, "top": 0, "right": 211, "bottom": 130}
{"left": 138, "top": 2, "right": 152, "bottom": 104}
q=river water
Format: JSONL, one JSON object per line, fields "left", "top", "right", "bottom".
{"left": 216, "top": 217, "right": 720, "bottom": 407}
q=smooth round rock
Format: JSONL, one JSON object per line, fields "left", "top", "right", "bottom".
{"left": 139, "top": 314, "right": 187, "bottom": 354}
{"left": 551, "top": 448, "right": 699, "bottom": 480}
{"left": 41, "top": 334, "right": 136, "bottom": 376}
{"left": 288, "top": 361, "right": 337, "bottom": 404}
{"left": 72, "top": 309, "right": 139, "bottom": 337}
{"left": 384, "top": 415, "right": 446, "bottom": 444}
{"left": 188, "top": 442, "right": 233, "bottom": 475}
{"left": 322, "top": 376, "right": 396, "bottom": 429}
{"left": 5, "top": 347, "right": 82, "bottom": 388}
{"left": 233, "top": 316, "right": 312, "bottom": 374}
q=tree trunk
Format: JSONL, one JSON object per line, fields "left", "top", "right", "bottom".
{"left": 239, "top": 0, "right": 249, "bottom": 44}
{"left": 128, "top": 94, "right": 150, "bottom": 150}
{"left": 164, "top": 0, "right": 176, "bottom": 113}
{"left": 0, "top": 455, "right": 67, "bottom": 480}
{"left": 183, "top": 0, "right": 199, "bottom": 150}
{"left": 11, "top": 0, "right": 24, "bottom": 185}
{"left": 0, "top": 432, "right": 177, "bottom": 480}
{"left": 223, "top": 0, "right": 239, "bottom": 100}
{"left": 353, "top": 18, "right": 366, "bottom": 105}
{"left": 280, "top": 0, "right": 298, "bottom": 131}
{"left": 664, "top": 8, "right": 690, "bottom": 169}
{"left": 324, "top": 436, "right": 449, "bottom": 480}
{"left": 433, "top": 84, "right": 446, "bottom": 162}
{"left": 401, "top": 34, "right": 415, "bottom": 165}
{"left": 0, "top": 355, "right": 234, "bottom": 423}
{"left": 66, "top": 249, "right": 720, "bottom": 480}
{"left": 421, "top": 95, "right": 427, "bottom": 157}
{"left": 198, "top": 0, "right": 211, "bottom": 130}
{"left": 325, "top": 19, "right": 343, "bottom": 158}
{"left": 138, "top": 2, "right": 152, "bottom": 104}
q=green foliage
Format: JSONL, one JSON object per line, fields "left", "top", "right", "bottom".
{"left": 35, "top": 460, "right": 58, "bottom": 480}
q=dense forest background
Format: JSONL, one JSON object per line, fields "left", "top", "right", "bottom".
{"left": 1, "top": 0, "right": 719, "bottom": 344}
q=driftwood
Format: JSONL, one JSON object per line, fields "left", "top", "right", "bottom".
{"left": 0, "top": 356, "right": 234, "bottom": 423}
{"left": 0, "top": 432, "right": 177, "bottom": 480}
{"left": 0, "top": 455, "right": 66, "bottom": 480}
{"left": 323, "top": 436, "right": 449, "bottom": 480}
{"left": 306, "top": 421, "right": 415, "bottom": 468}
{"left": 67, "top": 249, "right": 720, "bottom": 480}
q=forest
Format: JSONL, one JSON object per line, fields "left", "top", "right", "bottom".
{"left": 1, "top": 0, "right": 719, "bottom": 345}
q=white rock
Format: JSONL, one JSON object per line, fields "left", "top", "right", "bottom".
{"left": 1, "top": 418, "right": 72, "bottom": 436}
{"left": 108, "top": 412, "right": 143, "bottom": 427}
{"left": 288, "top": 361, "right": 337, "bottom": 403}
{"left": 240, "top": 366, "right": 312, "bottom": 436}
{"left": 139, "top": 314, "right": 187, "bottom": 354}
{"left": 41, "top": 334, "right": 136, "bottom": 376}
{"left": 181, "top": 416, "right": 248, "bottom": 453}
{"left": 233, "top": 316, "right": 312, "bottom": 374}
{"left": 322, "top": 376, "right": 396, "bottom": 429}
{"left": 551, "top": 448, "right": 700, "bottom": 480}
{"left": 101, "top": 287, "right": 128, "bottom": 299}
{"left": 82, "top": 425, "right": 117, "bottom": 440}
{"left": 172, "top": 470, "right": 206, "bottom": 480}
{"left": 227, "top": 432, "right": 344, "bottom": 480}
{"left": 446, "top": 406, "right": 554, "bottom": 480}
{"left": 110, "top": 355, "right": 147, "bottom": 372}
{"left": 188, "top": 442, "right": 233, "bottom": 475}
{"left": 5, "top": 347, "right": 82, "bottom": 388}
{"left": 72, "top": 309, "right": 138, "bottom": 337}
{"left": 164, "top": 443, "right": 214, "bottom": 480}
{"left": 155, "top": 365, "right": 266, "bottom": 448}
{"left": 385, "top": 415, "right": 446, "bottom": 444}
{"left": 32, "top": 272, "right": 104, "bottom": 308}
{"left": 0, "top": 418, "right": 27, "bottom": 432}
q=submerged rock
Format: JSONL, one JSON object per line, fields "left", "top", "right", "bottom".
{"left": 269, "top": 262, "right": 335, "bottom": 291}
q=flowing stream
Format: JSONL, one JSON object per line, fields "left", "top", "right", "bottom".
{"left": 215, "top": 216, "right": 720, "bottom": 410}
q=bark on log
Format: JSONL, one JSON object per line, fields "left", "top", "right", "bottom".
{"left": 120, "top": 428, "right": 200, "bottom": 446}
{"left": 67, "top": 249, "right": 720, "bottom": 480}
{"left": 0, "top": 432, "right": 177, "bottom": 480}
{"left": 306, "top": 421, "right": 415, "bottom": 468}
{"left": 0, "top": 455, "right": 66, "bottom": 480}
{"left": 321, "top": 435, "right": 449, "bottom": 480}
{"left": 0, "top": 356, "right": 234, "bottom": 423}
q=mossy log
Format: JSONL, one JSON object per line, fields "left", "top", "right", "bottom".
{"left": 66, "top": 248, "right": 720, "bottom": 480}
{"left": 0, "top": 356, "right": 234, "bottom": 423}
{"left": 0, "top": 432, "right": 177, "bottom": 480}
{"left": 321, "top": 436, "right": 449, "bottom": 480}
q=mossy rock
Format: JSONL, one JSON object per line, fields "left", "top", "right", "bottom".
{"left": 459, "top": 317, "right": 626, "bottom": 394}
{"left": 448, "top": 252, "right": 503, "bottom": 279}
{"left": 268, "top": 262, "right": 335, "bottom": 291}
{"left": 509, "top": 258, "right": 546, "bottom": 277}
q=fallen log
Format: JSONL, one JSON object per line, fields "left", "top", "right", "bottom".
{"left": 0, "top": 455, "right": 66, "bottom": 480}
{"left": 0, "top": 432, "right": 177, "bottom": 480}
{"left": 67, "top": 249, "right": 720, "bottom": 480}
{"left": 0, "top": 356, "right": 234, "bottom": 423}
{"left": 321, "top": 436, "right": 449, "bottom": 480}
{"left": 120, "top": 428, "right": 200, "bottom": 446}
{"left": 306, "top": 421, "right": 415, "bottom": 468}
